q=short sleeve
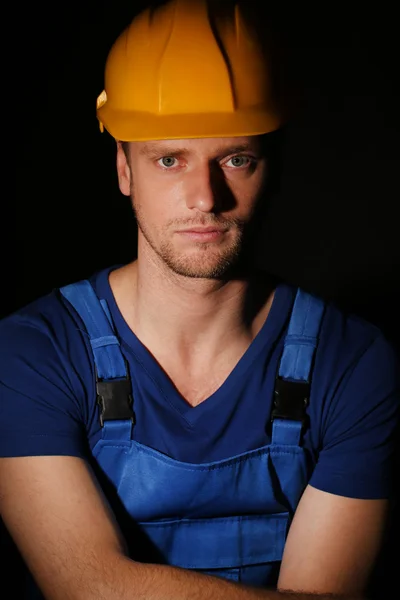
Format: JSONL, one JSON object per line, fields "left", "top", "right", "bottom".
{"left": 310, "top": 334, "right": 400, "bottom": 499}
{"left": 0, "top": 316, "right": 87, "bottom": 458}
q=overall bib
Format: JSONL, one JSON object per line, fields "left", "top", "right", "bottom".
{"left": 58, "top": 280, "right": 325, "bottom": 588}
{"left": 24, "top": 282, "right": 324, "bottom": 598}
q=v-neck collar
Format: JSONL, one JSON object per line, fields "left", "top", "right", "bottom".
{"left": 94, "top": 265, "right": 295, "bottom": 426}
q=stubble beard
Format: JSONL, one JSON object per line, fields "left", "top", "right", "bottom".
{"left": 134, "top": 205, "right": 245, "bottom": 280}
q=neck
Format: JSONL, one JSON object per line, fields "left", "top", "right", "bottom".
{"left": 110, "top": 253, "right": 275, "bottom": 372}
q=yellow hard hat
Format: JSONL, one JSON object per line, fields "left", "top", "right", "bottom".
{"left": 96, "top": 0, "right": 283, "bottom": 141}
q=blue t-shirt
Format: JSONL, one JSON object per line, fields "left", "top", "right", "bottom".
{"left": 1, "top": 266, "right": 399, "bottom": 499}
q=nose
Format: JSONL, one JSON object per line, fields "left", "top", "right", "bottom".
{"left": 185, "top": 164, "right": 217, "bottom": 213}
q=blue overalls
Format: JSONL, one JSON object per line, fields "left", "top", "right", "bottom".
{"left": 58, "top": 280, "right": 325, "bottom": 588}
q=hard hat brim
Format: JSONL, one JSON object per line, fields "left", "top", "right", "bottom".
{"left": 97, "top": 105, "right": 282, "bottom": 142}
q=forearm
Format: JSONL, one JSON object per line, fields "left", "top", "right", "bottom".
{"left": 88, "top": 556, "right": 364, "bottom": 600}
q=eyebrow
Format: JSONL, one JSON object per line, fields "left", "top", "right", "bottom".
{"left": 139, "top": 142, "right": 258, "bottom": 160}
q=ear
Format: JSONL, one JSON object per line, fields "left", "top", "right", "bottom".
{"left": 116, "top": 141, "right": 131, "bottom": 196}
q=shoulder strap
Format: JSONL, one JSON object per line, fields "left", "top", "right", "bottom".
{"left": 271, "top": 288, "right": 325, "bottom": 444}
{"left": 60, "top": 281, "right": 324, "bottom": 439}
{"left": 60, "top": 280, "right": 134, "bottom": 426}
{"left": 279, "top": 288, "right": 325, "bottom": 382}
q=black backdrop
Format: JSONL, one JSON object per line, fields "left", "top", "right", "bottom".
{"left": 8, "top": 2, "right": 400, "bottom": 340}
{"left": 4, "top": 1, "right": 400, "bottom": 596}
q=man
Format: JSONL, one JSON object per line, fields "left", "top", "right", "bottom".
{"left": 1, "top": 1, "right": 399, "bottom": 599}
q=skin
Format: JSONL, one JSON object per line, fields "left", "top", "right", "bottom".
{"left": 112, "top": 136, "right": 274, "bottom": 405}
{"left": 0, "top": 136, "right": 387, "bottom": 599}
{"left": 119, "top": 136, "right": 267, "bottom": 280}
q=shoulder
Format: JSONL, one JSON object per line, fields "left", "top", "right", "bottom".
{"left": 275, "top": 283, "right": 400, "bottom": 402}
{"left": 0, "top": 288, "right": 89, "bottom": 361}
{"left": 289, "top": 289, "right": 400, "bottom": 499}
{"left": 314, "top": 293, "right": 399, "bottom": 388}
{"left": 321, "top": 295, "right": 387, "bottom": 353}
{"left": 0, "top": 272, "right": 113, "bottom": 458}
{"left": 0, "top": 266, "right": 116, "bottom": 354}
{"left": 290, "top": 286, "right": 400, "bottom": 408}
{"left": 0, "top": 272, "right": 110, "bottom": 408}
{"left": 0, "top": 284, "right": 96, "bottom": 406}
{"left": 276, "top": 282, "right": 395, "bottom": 367}
{"left": 0, "top": 290, "right": 90, "bottom": 457}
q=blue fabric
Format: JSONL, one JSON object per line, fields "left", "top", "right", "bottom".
{"left": 140, "top": 513, "right": 288, "bottom": 568}
{"left": 61, "top": 280, "right": 127, "bottom": 381}
{"left": 60, "top": 279, "right": 322, "bottom": 459}
{"left": 93, "top": 439, "right": 308, "bottom": 521}
{"left": 272, "top": 420, "right": 302, "bottom": 446}
{"left": 58, "top": 279, "right": 318, "bottom": 586}
{"left": 93, "top": 436, "right": 308, "bottom": 585}
{"left": 1, "top": 265, "right": 400, "bottom": 501}
{"left": 101, "top": 420, "right": 133, "bottom": 442}
{"left": 279, "top": 289, "right": 325, "bottom": 381}
{"left": 2, "top": 267, "right": 399, "bottom": 600}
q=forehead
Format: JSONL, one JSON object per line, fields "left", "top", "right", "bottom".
{"left": 132, "top": 136, "right": 264, "bottom": 159}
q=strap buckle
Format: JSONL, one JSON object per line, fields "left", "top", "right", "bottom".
{"left": 271, "top": 377, "right": 310, "bottom": 424}
{"left": 96, "top": 378, "right": 135, "bottom": 427}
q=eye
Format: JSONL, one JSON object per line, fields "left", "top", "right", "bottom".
{"left": 225, "top": 155, "right": 253, "bottom": 168}
{"left": 158, "top": 156, "right": 178, "bottom": 168}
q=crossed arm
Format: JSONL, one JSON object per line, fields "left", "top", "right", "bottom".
{"left": 0, "top": 456, "right": 386, "bottom": 600}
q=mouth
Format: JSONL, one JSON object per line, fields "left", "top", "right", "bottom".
{"left": 176, "top": 226, "right": 228, "bottom": 242}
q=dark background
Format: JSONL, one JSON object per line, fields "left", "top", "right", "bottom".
{"left": 8, "top": 1, "right": 400, "bottom": 339}
{"left": 4, "top": 0, "right": 400, "bottom": 596}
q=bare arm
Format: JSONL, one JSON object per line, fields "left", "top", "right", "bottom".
{"left": 0, "top": 456, "right": 375, "bottom": 600}
{"left": 278, "top": 484, "right": 387, "bottom": 595}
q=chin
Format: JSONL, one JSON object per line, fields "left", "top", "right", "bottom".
{"left": 163, "top": 250, "right": 241, "bottom": 280}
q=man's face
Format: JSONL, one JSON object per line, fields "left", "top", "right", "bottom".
{"left": 117, "top": 136, "right": 268, "bottom": 279}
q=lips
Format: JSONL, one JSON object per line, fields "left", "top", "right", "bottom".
{"left": 178, "top": 226, "right": 227, "bottom": 234}
{"left": 176, "top": 226, "right": 227, "bottom": 242}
